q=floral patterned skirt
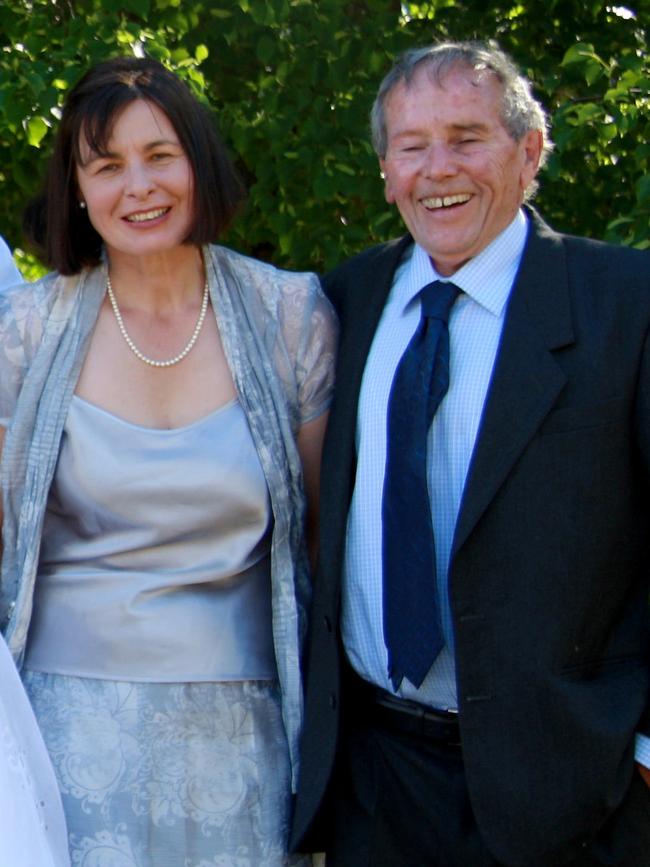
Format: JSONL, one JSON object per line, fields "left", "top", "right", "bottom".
{"left": 23, "top": 672, "right": 311, "bottom": 867}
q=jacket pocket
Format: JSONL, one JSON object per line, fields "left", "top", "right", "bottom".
{"left": 539, "top": 398, "right": 627, "bottom": 436}
{"left": 560, "top": 654, "right": 642, "bottom": 680}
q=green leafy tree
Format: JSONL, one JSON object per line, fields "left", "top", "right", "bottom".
{"left": 0, "top": 0, "right": 647, "bottom": 281}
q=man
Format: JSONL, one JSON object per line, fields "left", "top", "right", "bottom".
{"left": 292, "top": 41, "right": 650, "bottom": 866}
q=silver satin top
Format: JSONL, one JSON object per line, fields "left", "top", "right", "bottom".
{"left": 25, "top": 395, "right": 276, "bottom": 682}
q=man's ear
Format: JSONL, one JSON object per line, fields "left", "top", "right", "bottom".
{"left": 520, "top": 129, "right": 543, "bottom": 192}
{"left": 380, "top": 158, "right": 396, "bottom": 204}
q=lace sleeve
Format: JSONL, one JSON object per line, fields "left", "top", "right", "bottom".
{"left": 206, "top": 247, "right": 338, "bottom": 432}
{"left": 294, "top": 276, "right": 338, "bottom": 425}
{"left": 275, "top": 272, "right": 338, "bottom": 427}
{"left": 0, "top": 273, "right": 62, "bottom": 426}
{"left": 0, "top": 284, "right": 41, "bottom": 427}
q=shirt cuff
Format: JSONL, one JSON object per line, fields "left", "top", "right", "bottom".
{"left": 634, "top": 733, "right": 650, "bottom": 768}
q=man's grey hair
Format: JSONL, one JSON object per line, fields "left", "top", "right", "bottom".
{"left": 371, "top": 41, "right": 553, "bottom": 174}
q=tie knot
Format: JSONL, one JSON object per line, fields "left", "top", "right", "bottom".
{"left": 420, "top": 280, "right": 460, "bottom": 322}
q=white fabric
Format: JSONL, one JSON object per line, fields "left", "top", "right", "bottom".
{"left": 0, "top": 235, "right": 21, "bottom": 291}
{"left": 0, "top": 635, "right": 70, "bottom": 867}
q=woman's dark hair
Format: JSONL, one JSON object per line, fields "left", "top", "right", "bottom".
{"left": 23, "top": 56, "right": 244, "bottom": 274}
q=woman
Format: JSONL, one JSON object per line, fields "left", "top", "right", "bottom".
{"left": 0, "top": 633, "right": 70, "bottom": 867}
{"left": 0, "top": 57, "right": 336, "bottom": 866}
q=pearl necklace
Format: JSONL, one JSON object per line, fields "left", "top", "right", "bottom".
{"left": 106, "top": 275, "right": 209, "bottom": 368}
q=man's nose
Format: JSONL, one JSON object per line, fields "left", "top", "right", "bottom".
{"left": 421, "top": 143, "right": 458, "bottom": 178}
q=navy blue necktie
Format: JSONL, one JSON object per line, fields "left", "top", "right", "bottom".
{"left": 382, "top": 280, "right": 460, "bottom": 690}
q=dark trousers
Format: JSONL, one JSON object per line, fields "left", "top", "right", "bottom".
{"left": 327, "top": 711, "right": 650, "bottom": 867}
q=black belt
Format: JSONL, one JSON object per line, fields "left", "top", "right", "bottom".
{"left": 359, "top": 680, "right": 461, "bottom": 746}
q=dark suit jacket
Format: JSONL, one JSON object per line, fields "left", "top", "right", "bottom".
{"left": 291, "top": 211, "right": 650, "bottom": 865}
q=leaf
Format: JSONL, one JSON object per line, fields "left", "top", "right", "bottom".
{"left": 561, "top": 42, "right": 597, "bottom": 66}
{"left": 25, "top": 115, "right": 49, "bottom": 147}
{"left": 0, "top": 0, "right": 648, "bottom": 270}
{"left": 636, "top": 175, "right": 650, "bottom": 205}
{"left": 256, "top": 35, "right": 276, "bottom": 65}
{"left": 121, "top": 0, "right": 151, "bottom": 16}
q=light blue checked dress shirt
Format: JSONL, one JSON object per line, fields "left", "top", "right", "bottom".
{"left": 340, "top": 208, "right": 650, "bottom": 767}
{"left": 342, "top": 210, "right": 527, "bottom": 709}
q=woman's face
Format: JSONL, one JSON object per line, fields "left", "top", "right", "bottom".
{"left": 75, "top": 98, "right": 195, "bottom": 263}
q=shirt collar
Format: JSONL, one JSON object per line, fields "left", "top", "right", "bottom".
{"left": 400, "top": 208, "right": 529, "bottom": 318}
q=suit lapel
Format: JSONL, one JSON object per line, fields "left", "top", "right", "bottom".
{"left": 337, "top": 235, "right": 412, "bottom": 404}
{"left": 453, "top": 214, "right": 575, "bottom": 553}
{"left": 325, "top": 236, "right": 412, "bottom": 493}
{"left": 319, "top": 236, "right": 412, "bottom": 586}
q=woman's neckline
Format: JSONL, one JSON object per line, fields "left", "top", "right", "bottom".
{"left": 71, "top": 393, "right": 238, "bottom": 434}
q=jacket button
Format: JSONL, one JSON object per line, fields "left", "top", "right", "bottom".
{"left": 328, "top": 692, "right": 337, "bottom": 709}
{"left": 323, "top": 615, "right": 332, "bottom": 633}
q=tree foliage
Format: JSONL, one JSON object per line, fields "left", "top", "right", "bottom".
{"left": 0, "top": 0, "right": 647, "bottom": 279}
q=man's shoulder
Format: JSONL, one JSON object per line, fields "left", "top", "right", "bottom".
{"left": 325, "top": 235, "right": 411, "bottom": 276}
{"left": 323, "top": 235, "right": 412, "bottom": 297}
{"left": 555, "top": 227, "right": 647, "bottom": 262}
{"left": 560, "top": 234, "right": 648, "bottom": 297}
{"left": 528, "top": 210, "right": 649, "bottom": 284}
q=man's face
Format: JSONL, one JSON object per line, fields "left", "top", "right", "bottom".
{"left": 379, "top": 66, "right": 542, "bottom": 275}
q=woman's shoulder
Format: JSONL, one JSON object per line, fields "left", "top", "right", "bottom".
{"left": 0, "top": 270, "right": 71, "bottom": 318}
{"left": 0, "top": 269, "right": 86, "bottom": 367}
{"left": 0, "top": 272, "right": 54, "bottom": 340}
{"left": 206, "top": 242, "right": 336, "bottom": 373}
{"left": 207, "top": 244, "right": 321, "bottom": 299}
